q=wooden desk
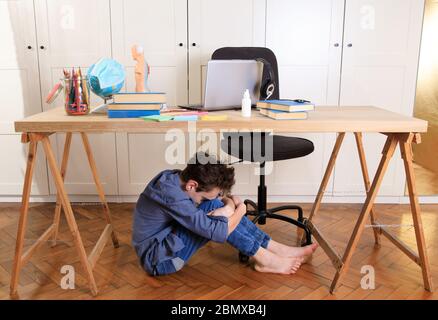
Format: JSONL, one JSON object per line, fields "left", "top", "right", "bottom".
{"left": 15, "top": 105, "right": 427, "bottom": 133}
{"left": 11, "top": 106, "right": 433, "bottom": 296}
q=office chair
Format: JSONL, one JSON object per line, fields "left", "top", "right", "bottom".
{"left": 212, "top": 47, "right": 314, "bottom": 262}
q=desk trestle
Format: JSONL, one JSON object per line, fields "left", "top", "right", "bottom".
{"left": 302, "top": 132, "right": 434, "bottom": 293}
{"left": 10, "top": 132, "right": 119, "bottom": 297}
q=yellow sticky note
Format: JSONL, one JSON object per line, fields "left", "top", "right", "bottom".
{"left": 200, "top": 115, "right": 228, "bottom": 121}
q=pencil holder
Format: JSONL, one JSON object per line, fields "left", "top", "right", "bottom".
{"left": 62, "top": 76, "right": 90, "bottom": 116}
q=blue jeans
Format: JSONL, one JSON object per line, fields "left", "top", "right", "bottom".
{"left": 153, "top": 199, "right": 271, "bottom": 276}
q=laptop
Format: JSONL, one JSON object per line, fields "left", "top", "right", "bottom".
{"left": 180, "top": 60, "right": 262, "bottom": 110}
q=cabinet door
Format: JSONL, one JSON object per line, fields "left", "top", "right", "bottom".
{"left": 111, "top": 0, "right": 189, "bottom": 195}
{"left": 0, "top": 0, "right": 49, "bottom": 195}
{"left": 34, "top": 0, "right": 118, "bottom": 195}
{"left": 264, "top": 0, "right": 345, "bottom": 196}
{"left": 188, "top": 0, "right": 266, "bottom": 105}
{"left": 334, "top": 0, "right": 425, "bottom": 196}
{"left": 188, "top": 0, "right": 266, "bottom": 196}
{"left": 111, "top": 0, "right": 188, "bottom": 107}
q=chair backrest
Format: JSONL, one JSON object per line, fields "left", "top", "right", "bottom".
{"left": 211, "top": 47, "right": 280, "bottom": 100}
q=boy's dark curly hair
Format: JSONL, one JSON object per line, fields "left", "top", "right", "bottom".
{"left": 180, "top": 152, "right": 235, "bottom": 193}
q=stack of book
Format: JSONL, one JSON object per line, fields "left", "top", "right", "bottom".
{"left": 257, "top": 99, "right": 314, "bottom": 120}
{"left": 107, "top": 92, "right": 166, "bottom": 118}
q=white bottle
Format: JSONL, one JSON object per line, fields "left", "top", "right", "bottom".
{"left": 241, "top": 89, "right": 252, "bottom": 117}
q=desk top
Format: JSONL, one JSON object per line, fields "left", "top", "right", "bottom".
{"left": 14, "top": 106, "right": 428, "bottom": 134}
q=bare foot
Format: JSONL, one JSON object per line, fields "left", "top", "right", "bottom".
{"left": 252, "top": 248, "right": 304, "bottom": 275}
{"left": 267, "top": 240, "right": 318, "bottom": 258}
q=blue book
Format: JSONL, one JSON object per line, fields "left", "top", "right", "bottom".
{"left": 107, "top": 110, "right": 160, "bottom": 118}
{"left": 108, "top": 102, "right": 162, "bottom": 110}
{"left": 257, "top": 99, "right": 314, "bottom": 112}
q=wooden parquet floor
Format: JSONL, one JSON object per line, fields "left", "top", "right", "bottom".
{"left": 0, "top": 202, "right": 437, "bottom": 300}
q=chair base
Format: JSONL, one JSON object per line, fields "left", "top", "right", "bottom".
{"left": 238, "top": 199, "right": 312, "bottom": 263}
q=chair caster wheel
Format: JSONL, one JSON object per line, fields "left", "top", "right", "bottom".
{"left": 299, "top": 218, "right": 313, "bottom": 247}
{"left": 239, "top": 252, "right": 249, "bottom": 263}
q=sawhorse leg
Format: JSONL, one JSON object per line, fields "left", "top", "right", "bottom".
{"left": 51, "top": 132, "right": 72, "bottom": 247}
{"left": 305, "top": 132, "right": 434, "bottom": 293}
{"left": 400, "top": 133, "right": 433, "bottom": 291}
{"left": 51, "top": 133, "right": 119, "bottom": 248}
{"left": 80, "top": 133, "right": 119, "bottom": 248}
{"left": 307, "top": 133, "right": 345, "bottom": 223}
{"left": 10, "top": 136, "right": 38, "bottom": 297}
{"left": 354, "top": 132, "right": 381, "bottom": 247}
{"left": 329, "top": 134, "right": 398, "bottom": 292}
{"left": 10, "top": 132, "right": 119, "bottom": 297}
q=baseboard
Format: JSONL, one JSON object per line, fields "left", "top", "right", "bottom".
{"left": 2, "top": 194, "right": 438, "bottom": 204}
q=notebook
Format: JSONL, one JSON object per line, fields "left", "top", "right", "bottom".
{"left": 259, "top": 108, "right": 308, "bottom": 120}
{"left": 257, "top": 99, "right": 314, "bottom": 112}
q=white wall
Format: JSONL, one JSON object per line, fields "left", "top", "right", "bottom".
{"left": 0, "top": 0, "right": 428, "bottom": 203}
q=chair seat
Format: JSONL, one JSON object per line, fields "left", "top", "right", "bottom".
{"left": 221, "top": 133, "right": 314, "bottom": 162}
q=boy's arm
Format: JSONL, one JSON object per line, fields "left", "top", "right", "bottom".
{"left": 209, "top": 199, "right": 246, "bottom": 234}
{"left": 165, "top": 200, "right": 229, "bottom": 243}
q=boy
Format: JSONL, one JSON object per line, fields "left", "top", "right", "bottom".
{"left": 132, "top": 153, "right": 317, "bottom": 276}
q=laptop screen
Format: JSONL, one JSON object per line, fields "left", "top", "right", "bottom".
{"left": 202, "top": 60, "right": 262, "bottom": 110}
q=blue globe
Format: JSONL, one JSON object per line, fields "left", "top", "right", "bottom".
{"left": 87, "top": 58, "right": 125, "bottom": 99}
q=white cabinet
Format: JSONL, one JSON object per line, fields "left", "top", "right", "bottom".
{"left": 188, "top": 0, "right": 269, "bottom": 197}
{"left": 188, "top": 0, "right": 266, "bottom": 104}
{"left": 333, "top": 0, "right": 425, "bottom": 196}
{"left": 114, "top": 0, "right": 268, "bottom": 195}
{"left": 252, "top": 0, "right": 423, "bottom": 198}
{"left": 263, "top": 0, "right": 345, "bottom": 196}
{"left": 34, "top": 0, "right": 118, "bottom": 195}
{"left": 111, "top": 0, "right": 188, "bottom": 195}
{"left": 0, "top": 0, "right": 48, "bottom": 195}
{"left": 188, "top": 0, "right": 266, "bottom": 196}
{"left": 0, "top": 0, "right": 425, "bottom": 201}
{"left": 111, "top": 0, "right": 188, "bottom": 107}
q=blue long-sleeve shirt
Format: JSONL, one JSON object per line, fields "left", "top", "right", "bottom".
{"left": 132, "top": 169, "right": 229, "bottom": 274}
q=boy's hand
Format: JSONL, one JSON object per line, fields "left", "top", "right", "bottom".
{"left": 230, "top": 195, "right": 243, "bottom": 207}
{"left": 208, "top": 197, "right": 235, "bottom": 218}
{"left": 226, "top": 203, "right": 247, "bottom": 235}
{"left": 223, "top": 197, "right": 236, "bottom": 214}
{"left": 208, "top": 197, "right": 242, "bottom": 219}
{"left": 209, "top": 205, "right": 234, "bottom": 218}
{"left": 222, "top": 197, "right": 236, "bottom": 209}
{"left": 235, "top": 202, "right": 246, "bottom": 215}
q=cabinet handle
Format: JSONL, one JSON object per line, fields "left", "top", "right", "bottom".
{"left": 27, "top": 45, "right": 32, "bottom": 49}
{"left": 40, "top": 45, "right": 45, "bottom": 49}
{"left": 192, "top": 43, "right": 197, "bottom": 47}
{"left": 178, "top": 43, "right": 183, "bottom": 47}
{"left": 347, "top": 43, "right": 353, "bottom": 47}
{"left": 334, "top": 43, "right": 339, "bottom": 47}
